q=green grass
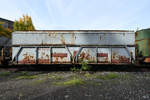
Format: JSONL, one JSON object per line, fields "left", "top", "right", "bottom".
{"left": 70, "top": 67, "right": 81, "bottom": 72}
{"left": 96, "top": 72, "right": 120, "bottom": 80}
{"left": 48, "top": 74, "right": 63, "bottom": 80}
{"left": 0, "top": 71, "right": 10, "bottom": 76}
{"left": 34, "top": 79, "right": 45, "bottom": 84}
{"left": 52, "top": 77, "right": 85, "bottom": 86}
{"left": 120, "top": 74, "right": 131, "bottom": 80}
{"left": 16, "top": 75, "right": 38, "bottom": 80}
{"left": 16, "top": 71, "right": 38, "bottom": 79}
{"left": 20, "top": 71, "right": 27, "bottom": 75}
{"left": 84, "top": 73, "right": 96, "bottom": 78}
{"left": 63, "top": 78, "right": 84, "bottom": 86}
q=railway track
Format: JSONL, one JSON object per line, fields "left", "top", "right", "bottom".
{"left": 0, "top": 64, "right": 150, "bottom": 72}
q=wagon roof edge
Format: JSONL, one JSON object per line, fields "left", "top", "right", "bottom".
{"left": 13, "top": 30, "right": 135, "bottom": 34}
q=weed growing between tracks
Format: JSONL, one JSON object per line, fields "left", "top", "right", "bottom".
{"left": 70, "top": 62, "right": 91, "bottom": 72}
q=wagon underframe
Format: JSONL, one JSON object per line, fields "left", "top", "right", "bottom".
{"left": 12, "top": 45, "right": 135, "bottom": 65}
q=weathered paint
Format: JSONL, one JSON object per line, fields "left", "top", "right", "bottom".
{"left": 98, "top": 48, "right": 111, "bottom": 63}
{"left": 78, "top": 48, "right": 97, "bottom": 63}
{"left": 12, "top": 30, "right": 134, "bottom": 46}
{"left": 38, "top": 48, "right": 50, "bottom": 64}
{"left": 12, "top": 30, "right": 135, "bottom": 64}
{"left": 135, "top": 29, "right": 150, "bottom": 63}
{"left": 18, "top": 48, "right": 36, "bottom": 64}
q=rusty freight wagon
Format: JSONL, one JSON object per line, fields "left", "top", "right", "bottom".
{"left": 12, "top": 30, "right": 135, "bottom": 65}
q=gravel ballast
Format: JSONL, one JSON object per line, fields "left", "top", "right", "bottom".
{"left": 0, "top": 70, "right": 149, "bottom": 100}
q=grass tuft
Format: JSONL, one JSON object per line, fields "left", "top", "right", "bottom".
{"left": 0, "top": 71, "right": 10, "bottom": 76}
{"left": 48, "top": 74, "right": 63, "bottom": 80}
{"left": 16, "top": 75, "right": 38, "bottom": 80}
{"left": 53, "top": 77, "right": 84, "bottom": 86}
{"left": 96, "top": 72, "right": 120, "bottom": 80}
{"left": 63, "top": 78, "right": 84, "bottom": 86}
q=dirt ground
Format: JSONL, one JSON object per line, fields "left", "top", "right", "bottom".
{"left": 0, "top": 67, "right": 150, "bottom": 100}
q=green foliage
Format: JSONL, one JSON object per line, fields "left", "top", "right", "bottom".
{"left": 0, "top": 22, "right": 12, "bottom": 38}
{"left": 13, "top": 14, "right": 35, "bottom": 31}
{"left": 81, "top": 62, "right": 91, "bottom": 71}
{"left": 70, "top": 67, "right": 81, "bottom": 72}
{"left": 70, "top": 62, "right": 91, "bottom": 72}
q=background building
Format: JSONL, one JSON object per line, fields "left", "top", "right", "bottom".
{"left": 0, "top": 17, "right": 14, "bottom": 30}
{"left": 0, "top": 18, "right": 13, "bottom": 64}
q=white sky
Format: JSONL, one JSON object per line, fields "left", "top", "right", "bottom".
{"left": 0, "top": 0, "right": 150, "bottom": 30}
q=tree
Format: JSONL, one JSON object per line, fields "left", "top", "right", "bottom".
{"left": 0, "top": 22, "right": 12, "bottom": 38}
{"left": 13, "top": 15, "right": 35, "bottom": 31}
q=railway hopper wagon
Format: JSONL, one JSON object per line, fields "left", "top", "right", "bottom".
{"left": 12, "top": 30, "right": 135, "bottom": 65}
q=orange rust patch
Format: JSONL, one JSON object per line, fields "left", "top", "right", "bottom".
{"left": 18, "top": 60, "right": 36, "bottom": 64}
{"left": 73, "top": 51, "right": 78, "bottom": 57}
{"left": 79, "top": 51, "right": 94, "bottom": 61}
{"left": 98, "top": 53, "right": 108, "bottom": 57}
{"left": 144, "top": 58, "right": 150, "bottom": 63}
{"left": 38, "top": 59, "right": 50, "bottom": 64}
{"left": 112, "top": 56, "right": 130, "bottom": 63}
{"left": 52, "top": 53, "right": 67, "bottom": 57}
{"left": 61, "top": 34, "right": 65, "bottom": 44}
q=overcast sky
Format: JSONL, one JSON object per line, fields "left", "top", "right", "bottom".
{"left": 0, "top": 0, "right": 149, "bottom": 30}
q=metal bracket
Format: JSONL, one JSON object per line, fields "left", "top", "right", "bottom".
{"left": 125, "top": 46, "right": 133, "bottom": 63}
{"left": 65, "top": 46, "right": 73, "bottom": 63}
{"left": 74, "top": 47, "right": 83, "bottom": 63}
{"left": 13, "top": 47, "right": 23, "bottom": 64}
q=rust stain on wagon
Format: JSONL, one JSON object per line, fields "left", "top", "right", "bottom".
{"left": 61, "top": 34, "right": 65, "bottom": 44}
{"left": 38, "top": 48, "right": 50, "bottom": 64}
{"left": 73, "top": 51, "right": 78, "bottom": 57}
{"left": 19, "top": 53, "right": 36, "bottom": 64}
{"left": 48, "top": 32, "right": 57, "bottom": 38}
{"left": 71, "top": 33, "right": 75, "bottom": 44}
{"left": 97, "top": 53, "right": 109, "bottom": 63}
{"left": 97, "top": 53, "right": 108, "bottom": 57}
{"left": 52, "top": 52, "right": 68, "bottom": 64}
{"left": 112, "top": 52, "right": 130, "bottom": 63}
{"left": 38, "top": 59, "right": 50, "bottom": 64}
{"left": 52, "top": 53, "right": 67, "bottom": 57}
{"left": 78, "top": 51, "right": 95, "bottom": 63}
